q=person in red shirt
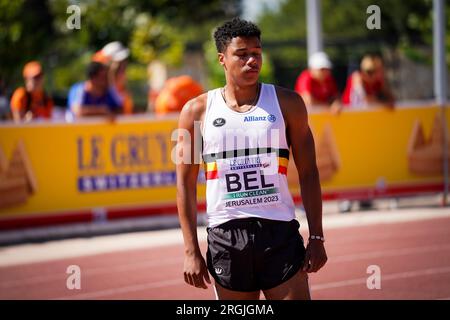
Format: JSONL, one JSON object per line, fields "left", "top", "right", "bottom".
{"left": 338, "top": 55, "right": 396, "bottom": 213}
{"left": 342, "top": 54, "right": 395, "bottom": 108}
{"left": 295, "top": 52, "right": 341, "bottom": 113}
{"left": 10, "top": 61, "right": 53, "bottom": 122}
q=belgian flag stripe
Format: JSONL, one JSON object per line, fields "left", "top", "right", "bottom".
{"left": 204, "top": 157, "right": 289, "bottom": 180}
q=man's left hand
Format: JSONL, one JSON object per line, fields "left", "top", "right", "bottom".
{"left": 302, "top": 240, "right": 328, "bottom": 273}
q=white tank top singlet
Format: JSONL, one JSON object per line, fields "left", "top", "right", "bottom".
{"left": 202, "top": 83, "right": 296, "bottom": 227}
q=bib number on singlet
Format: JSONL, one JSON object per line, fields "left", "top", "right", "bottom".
{"left": 216, "top": 153, "right": 281, "bottom": 209}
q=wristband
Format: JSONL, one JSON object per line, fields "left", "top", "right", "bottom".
{"left": 309, "top": 235, "right": 325, "bottom": 242}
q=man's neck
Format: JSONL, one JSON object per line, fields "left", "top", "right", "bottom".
{"left": 85, "top": 80, "right": 104, "bottom": 97}
{"left": 26, "top": 87, "right": 44, "bottom": 94}
{"left": 223, "top": 81, "right": 260, "bottom": 108}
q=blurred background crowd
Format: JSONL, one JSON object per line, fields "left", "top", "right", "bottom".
{"left": 0, "top": 0, "right": 449, "bottom": 122}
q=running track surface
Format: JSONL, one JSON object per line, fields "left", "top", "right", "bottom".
{"left": 1, "top": 215, "right": 450, "bottom": 300}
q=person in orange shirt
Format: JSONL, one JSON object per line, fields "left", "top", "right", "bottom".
{"left": 10, "top": 61, "right": 53, "bottom": 122}
{"left": 92, "top": 42, "right": 134, "bottom": 115}
{"left": 110, "top": 58, "right": 133, "bottom": 115}
{"left": 154, "top": 75, "right": 203, "bottom": 114}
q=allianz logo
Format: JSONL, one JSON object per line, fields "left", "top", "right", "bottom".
{"left": 244, "top": 114, "right": 276, "bottom": 123}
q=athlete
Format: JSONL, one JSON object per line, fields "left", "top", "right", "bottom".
{"left": 176, "top": 18, "right": 327, "bottom": 300}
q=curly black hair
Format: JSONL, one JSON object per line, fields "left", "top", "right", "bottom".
{"left": 86, "top": 61, "right": 106, "bottom": 79}
{"left": 213, "top": 17, "right": 261, "bottom": 53}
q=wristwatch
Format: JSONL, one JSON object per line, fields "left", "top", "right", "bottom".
{"left": 309, "top": 235, "right": 325, "bottom": 242}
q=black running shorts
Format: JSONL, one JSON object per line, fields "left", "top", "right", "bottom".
{"left": 206, "top": 217, "right": 306, "bottom": 292}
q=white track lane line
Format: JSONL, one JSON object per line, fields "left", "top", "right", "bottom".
{"left": 311, "top": 266, "right": 450, "bottom": 291}
{"left": 54, "top": 278, "right": 185, "bottom": 300}
{"left": 51, "top": 266, "right": 450, "bottom": 300}
{"left": 328, "top": 243, "right": 450, "bottom": 263}
{"left": 0, "top": 257, "right": 182, "bottom": 289}
{"left": 1, "top": 208, "right": 449, "bottom": 267}
{"left": 3, "top": 243, "right": 450, "bottom": 290}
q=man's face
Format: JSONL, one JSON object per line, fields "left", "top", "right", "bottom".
{"left": 311, "top": 68, "right": 331, "bottom": 81}
{"left": 92, "top": 68, "right": 108, "bottom": 92}
{"left": 361, "top": 68, "right": 377, "bottom": 84}
{"left": 25, "top": 73, "right": 44, "bottom": 92}
{"left": 219, "top": 36, "right": 262, "bottom": 87}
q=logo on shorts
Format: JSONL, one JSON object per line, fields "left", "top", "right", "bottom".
{"left": 213, "top": 118, "right": 226, "bottom": 127}
{"left": 214, "top": 267, "right": 224, "bottom": 275}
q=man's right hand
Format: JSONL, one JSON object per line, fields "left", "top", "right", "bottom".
{"left": 183, "top": 253, "right": 211, "bottom": 289}
{"left": 330, "top": 99, "right": 343, "bottom": 115}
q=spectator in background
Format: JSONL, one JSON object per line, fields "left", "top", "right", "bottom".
{"left": 342, "top": 54, "right": 395, "bottom": 108}
{"left": 295, "top": 52, "right": 342, "bottom": 114}
{"left": 68, "top": 61, "right": 122, "bottom": 118}
{"left": 338, "top": 54, "right": 396, "bottom": 213}
{"left": 10, "top": 61, "right": 53, "bottom": 122}
{"left": 147, "top": 60, "right": 167, "bottom": 113}
{"left": 154, "top": 75, "right": 203, "bottom": 114}
{"left": 101, "top": 41, "right": 134, "bottom": 115}
{"left": 0, "top": 78, "right": 9, "bottom": 120}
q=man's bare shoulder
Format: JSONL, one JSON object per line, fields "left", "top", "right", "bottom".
{"left": 179, "top": 93, "right": 208, "bottom": 122}
{"left": 274, "top": 85, "right": 300, "bottom": 99}
{"left": 274, "top": 85, "right": 307, "bottom": 117}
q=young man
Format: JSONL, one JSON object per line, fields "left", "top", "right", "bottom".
{"left": 68, "top": 61, "right": 122, "bottom": 118}
{"left": 176, "top": 18, "right": 327, "bottom": 300}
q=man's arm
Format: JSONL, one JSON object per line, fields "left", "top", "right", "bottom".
{"left": 330, "top": 97, "right": 343, "bottom": 115}
{"left": 380, "top": 83, "right": 395, "bottom": 108}
{"left": 300, "top": 92, "right": 341, "bottom": 115}
{"left": 72, "top": 104, "right": 111, "bottom": 117}
{"left": 176, "top": 94, "right": 210, "bottom": 289}
{"left": 10, "top": 88, "right": 26, "bottom": 122}
{"left": 299, "top": 92, "right": 313, "bottom": 107}
{"left": 277, "top": 87, "right": 327, "bottom": 273}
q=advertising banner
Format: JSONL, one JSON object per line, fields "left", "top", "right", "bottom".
{"left": 0, "top": 105, "right": 448, "bottom": 229}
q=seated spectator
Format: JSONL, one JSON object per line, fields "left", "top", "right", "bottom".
{"left": 154, "top": 75, "right": 203, "bottom": 114}
{"left": 295, "top": 51, "right": 342, "bottom": 113}
{"left": 68, "top": 62, "right": 122, "bottom": 118}
{"left": 101, "top": 41, "right": 134, "bottom": 115}
{"left": 0, "top": 78, "right": 9, "bottom": 120}
{"left": 10, "top": 61, "right": 53, "bottom": 122}
{"left": 342, "top": 54, "right": 395, "bottom": 108}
